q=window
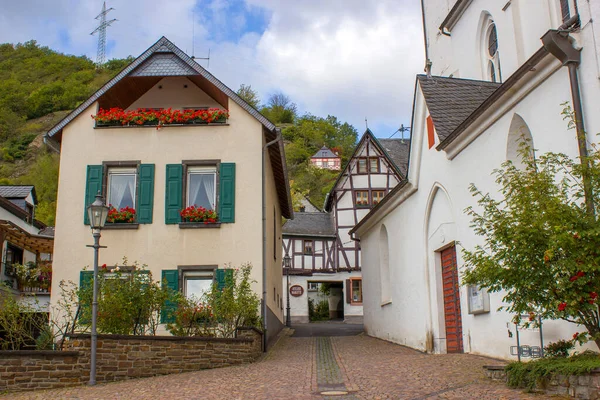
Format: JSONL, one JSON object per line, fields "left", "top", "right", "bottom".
{"left": 355, "top": 191, "right": 369, "bottom": 207}
{"left": 107, "top": 167, "right": 137, "bottom": 210}
{"left": 372, "top": 190, "right": 385, "bottom": 205}
{"left": 186, "top": 166, "right": 217, "bottom": 210}
{"left": 369, "top": 158, "right": 380, "bottom": 173}
{"left": 350, "top": 278, "right": 363, "bottom": 304}
{"left": 307, "top": 282, "right": 319, "bottom": 291}
{"left": 26, "top": 203, "right": 34, "bottom": 223}
{"left": 482, "top": 20, "right": 501, "bottom": 83}
{"left": 304, "top": 240, "right": 313, "bottom": 255}
{"left": 182, "top": 269, "right": 214, "bottom": 300}
{"left": 357, "top": 159, "right": 367, "bottom": 174}
{"left": 357, "top": 158, "right": 379, "bottom": 174}
{"left": 5, "top": 244, "right": 23, "bottom": 267}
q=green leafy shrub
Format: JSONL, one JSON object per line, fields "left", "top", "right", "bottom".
{"left": 78, "top": 259, "right": 176, "bottom": 335}
{"left": 308, "top": 298, "right": 329, "bottom": 321}
{"left": 506, "top": 351, "right": 600, "bottom": 390}
{"left": 0, "top": 286, "right": 48, "bottom": 350}
{"left": 166, "top": 263, "right": 261, "bottom": 338}
{"left": 544, "top": 339, "right": 575, "bottom": 358}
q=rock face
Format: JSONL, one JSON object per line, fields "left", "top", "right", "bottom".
{"left": 0, "top": 328, "right": 263, "bottom": 392}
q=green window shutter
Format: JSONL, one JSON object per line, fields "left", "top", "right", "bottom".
{"left": 161, "top": 269, "right": 179, "bottom": 323}
{"left": 137, "top": 164, "right": 155, "bottom": 224}
{"left": 79, "top": 271, "right": 94, "bottom": 324}
{"left": 84, "top": 165, "right": 103, "bottom": 225}
{"left": 216, "top": 269, "right": 233, "bottom": 291}
{"left": 219, "top": 163, "right": 236, "bottom": 223}
{"left": 165, "top": 164, "right": 183, "bottom": 224}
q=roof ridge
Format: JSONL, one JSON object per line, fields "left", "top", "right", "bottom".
{"left": 417, "top": 74, "right": 502, "bottom": 86}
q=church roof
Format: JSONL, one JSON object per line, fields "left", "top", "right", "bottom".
{"left": 282, "top": 212, "right": 335, "bottom": 237}
{"left": 417, "top": 75, "right": 500, "bottom": 142}
{"left": 311, "top": 146, "right": 339, "bottom": 159}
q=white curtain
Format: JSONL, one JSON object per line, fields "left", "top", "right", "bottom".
{"left": 189, "top": 173, "right": 215, "bottom": 209}
{"left": 110, "top": 175, "right": 135, "bottom": 209}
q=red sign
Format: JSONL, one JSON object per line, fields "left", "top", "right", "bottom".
{"left": 290, "top": 285, "right": 304, "bottom": 297}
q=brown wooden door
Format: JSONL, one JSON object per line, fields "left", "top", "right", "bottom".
{"left": 441, "top": 246, "right": 463, "bottom": 353}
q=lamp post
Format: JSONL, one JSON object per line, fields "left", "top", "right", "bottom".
{"left": 284, "top": 255, "right": 291, "bottom": 327}
{"left": 86, "top": 192, "right": 109, "bottom": 386}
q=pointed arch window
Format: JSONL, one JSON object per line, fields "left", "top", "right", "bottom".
{"left": 485, "top": 22, "right": 501, "bottom": 83}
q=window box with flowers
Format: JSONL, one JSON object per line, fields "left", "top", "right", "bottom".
{"left": 92, "top": 107, "right": 229, "bottom": 128}
{"left": 104, "top": 206, "right": 140, "bottom": 230}
{"left": 178, "top": 205, "right": 221, "bottom": 229}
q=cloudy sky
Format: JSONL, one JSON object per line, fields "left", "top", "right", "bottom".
{"left": 0, "top": 0, "right": 425, "bottom": 138}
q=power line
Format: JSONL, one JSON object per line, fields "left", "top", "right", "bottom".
{"left": 388, "top": 124, "right": 411, "bottom": 139}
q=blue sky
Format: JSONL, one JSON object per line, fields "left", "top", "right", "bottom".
{"left": 0, "top": 0, "right": 424, "bottom": 139}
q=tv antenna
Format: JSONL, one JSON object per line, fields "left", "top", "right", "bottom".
{"left": 190, "top": 10, "right": 211, "bottom": 69}
{"left": 388, "top": 124, "right": 411, "bottom": 139}
{"left": 91, "top": 1, "right": 117, "bottom": 68}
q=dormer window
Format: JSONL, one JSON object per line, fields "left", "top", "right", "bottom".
{"left": 26, "top": 203, "right": 34, "bottom": 224}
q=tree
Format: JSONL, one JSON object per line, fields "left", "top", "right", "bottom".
{"left": 261, "top": 92, "right": 297, "bottom": 124}
{"left": 236, "top": 84, "right": 261, "bottom": 109}
{"left": 462, "top": 142, "right": 600, "bottom": 349}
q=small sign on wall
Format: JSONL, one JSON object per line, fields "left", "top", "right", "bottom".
{"left": 290, "top": 285, "right": 304, "bottom": 297}
{"left": 467, "top": 285, "right": 490, "bottom": 314}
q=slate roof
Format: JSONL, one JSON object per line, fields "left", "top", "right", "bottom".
{"left": 282, "top": 212, "right": 335, "bottom": 237}
{"left": 377, "top": 139, "right": 410, "bottom": 178}
{"left": 417, "top": 75, "right": 500, "bottom": 141}
{"left": 0, "top": 186, "right": 34, "bottom": 199}
{"left": 311, "top": 146, "right": 339, "bottom": 159}
{"left": 38, "top": 226, "right": 55, "bottom": 237}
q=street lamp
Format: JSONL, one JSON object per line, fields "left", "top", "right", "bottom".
{"left": 284, "top": 255, "right": 291, "bottom": 327}
{"left": 86, "top": 192, "right": 109, "bottom": 386}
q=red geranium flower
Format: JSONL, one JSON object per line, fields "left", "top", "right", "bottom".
{"left": 558, "top": 302, "right": 567, "bottom": 311}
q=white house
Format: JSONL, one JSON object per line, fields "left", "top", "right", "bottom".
{"left": 351, "top": 0, "right": 600, "bottom": 359}
{"left": 282, "top": 130, "right": 409, "bottom": 323}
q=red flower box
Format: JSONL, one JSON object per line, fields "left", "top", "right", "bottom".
{"left": 107, "top": 206, "right": 136, "bottom": 223}
{"left": 180, "top": 205, "right": 218, "bottom": 223}
{"left": 92, "top": 107, "right": 229, "bottom": 127}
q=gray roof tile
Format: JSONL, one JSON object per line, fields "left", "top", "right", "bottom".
{"left": 0, "top": 186, "right": 34, "bottom": 199}
{"left": 417, "top": 75, "right": 500, "bottom": 141}
{"left": 282, "top": 212, "right": 335, "bottom": 237}
{"left": 377, "top": 139, "right": 410, "bottom": 178}
{"left": 131, "top": 53, "right": 198, "bottom": 77}
{"left": 311, "top": 146, "right": 339, "bottom": 159}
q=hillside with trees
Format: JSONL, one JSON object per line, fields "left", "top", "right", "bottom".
{"left": 0, "top": 42, "right": 357, "bottom": 225}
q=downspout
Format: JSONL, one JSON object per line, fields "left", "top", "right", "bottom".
{"left": 542, "top": 26, "right": 594, "bottom": 215}
{"left": 420, "top": 0, "right": 433, "bottom": 76}
{"left": 262, "top": 129, "right": 281, "bottom": 352}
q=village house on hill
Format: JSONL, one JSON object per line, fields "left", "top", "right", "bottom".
{"left": 282, "top": 130, "right": 409, "bottom": 323}
{"left": 310, "top": 146, "right": 341, "bottom": 170}
{"left": 44, "top": 36, "right": 292, "bottom": 346}
{"left": 351, "top": 0, "right": 600, "bottom": 359}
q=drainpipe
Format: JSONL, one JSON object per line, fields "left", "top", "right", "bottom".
{"left": 262, "top": 129, "right": 281, "bottom": 352}
{"left": 541, "top": 27, "right": 594, "bottom": 215}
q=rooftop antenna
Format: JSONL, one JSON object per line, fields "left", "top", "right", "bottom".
{"left": 91, "top": 1, "right": 117, "bottom": 68}
{"left": 388, "top": 124, "right": 411, "bottom": 139}
{"left": 365, "top": 117, "right": 368, "bottom": 130}
{"left": 190, "top": 9, "right": 211, "bottom": 69}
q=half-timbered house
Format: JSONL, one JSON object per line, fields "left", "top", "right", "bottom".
{"left": 283, "top": 130, "right": 409, "bottom": 323}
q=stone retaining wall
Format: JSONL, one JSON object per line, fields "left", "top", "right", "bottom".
{"left": 0, "top": 350, "right": 82, "bottom": 392}
{"left": 484, "top": 365, "right": 600, "bottom": 400}
{"left": 0, "top": 328, "right": 262, "bottom": 392}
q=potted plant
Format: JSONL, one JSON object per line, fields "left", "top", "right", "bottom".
{"left": 180, "top": 205, "right": 218, "bottom": 224}
{"left": 107, "top": 206, "right": 136, "bottom": 223}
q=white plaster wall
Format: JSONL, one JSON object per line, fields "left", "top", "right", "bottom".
{"left": 359, "top": 66, "right": 600, "bottom": 359}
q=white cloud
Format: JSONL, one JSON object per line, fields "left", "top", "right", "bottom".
{"left": 0, "top": 0, "right": 424, "bottom": 136}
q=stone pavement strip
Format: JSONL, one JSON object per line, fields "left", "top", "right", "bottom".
{"left": 3, "top": 332, "right": 547, "bottom": 400}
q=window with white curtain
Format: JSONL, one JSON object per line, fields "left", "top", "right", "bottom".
{"left": 107, "top": 167, "right": 136, "bottom": 209}
{"left": 187, "top": 166, "right": 217, "bottom": 209}
{"left": 183, "top": 269, "right": 214, "bottom": 300}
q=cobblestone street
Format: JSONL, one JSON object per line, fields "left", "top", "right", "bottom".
{"left": 4, "top": 330, "right": 543, "bottom": 399}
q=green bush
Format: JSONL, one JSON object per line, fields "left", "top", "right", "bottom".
{"left": 506, "top": 351, "right": 600, "bottom": 390}
{"left": 308, "top": 298, "right": 329, "bottom": 321}
{"left": 544, "top": 339, "right": 575, "bottom": 358}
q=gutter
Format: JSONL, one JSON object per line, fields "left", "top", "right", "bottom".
{"left": 262, "top": 129, "right": 282, "bottom": 352}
